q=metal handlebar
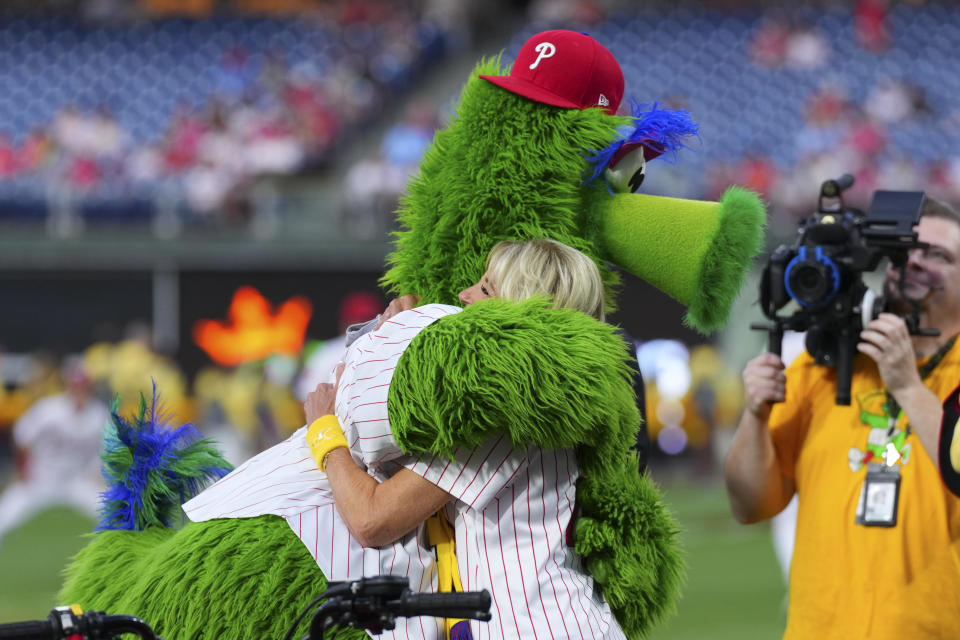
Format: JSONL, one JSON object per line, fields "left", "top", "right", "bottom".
{"left": 0, "top": 576, "right": 491, "bottom": 640}
{"left": 0, "top": 607, "right": 160, "bottom": 640}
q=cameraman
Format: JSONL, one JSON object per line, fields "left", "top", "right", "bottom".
{"left": 725, "top": 197, "right": 960, "bottom": 638}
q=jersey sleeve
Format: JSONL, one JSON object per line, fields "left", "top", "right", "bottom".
{"left": 403, "top": 435, "right": 526, "bottom": 511}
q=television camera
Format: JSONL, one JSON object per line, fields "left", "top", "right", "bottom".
{"left": 751, "top": 174, "right": 937, "bottom": 405}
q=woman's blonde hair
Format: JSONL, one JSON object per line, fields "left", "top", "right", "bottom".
{"left": 486, "top": 238, "right": 606, "bottom": 321}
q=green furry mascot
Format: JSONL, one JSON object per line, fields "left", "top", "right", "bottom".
{"left": 60, "top": 30, "right": 765, "bottom": 639}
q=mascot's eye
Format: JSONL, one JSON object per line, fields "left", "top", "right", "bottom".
{"left": 629, "top": 165, "right": 646, "bottom": 192}
{"left": 481, "top": 285, "right": 490, "bottom": 296}
{"left": 603, "top": 145, "right": 647, "bottom": 194}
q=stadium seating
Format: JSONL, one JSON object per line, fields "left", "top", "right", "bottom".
{"left": 0, "top": 12, "right": 451, "bottom": 223}
{"left": 0, "top": 4, "right": 957, "bottom": 224}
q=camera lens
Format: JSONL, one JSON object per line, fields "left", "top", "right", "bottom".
{"left": 796, "top": 265, "right": 822, "bottom": 291}
{"left": 787, "top": 261, "right": 834, "bottom": 306}
{"left": 783, "top": 246, "right": 842, "bottom": 308}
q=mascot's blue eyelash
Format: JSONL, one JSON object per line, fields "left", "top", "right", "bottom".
{"left": 582, "top": 100, "right": 700, "bottom": 191}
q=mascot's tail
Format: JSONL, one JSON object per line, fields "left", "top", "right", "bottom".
{"left": 60, "top": 388, "right": 363, "bottom": 639}
{"left": 96, "top": 384, "right": 233, "bottom": 532}
{"left": 60, "top": 386, "right": 233, "bottom": 615}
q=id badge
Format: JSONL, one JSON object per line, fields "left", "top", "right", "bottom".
{"left": 855, "top": 463, "right": 901, "bottom": 527}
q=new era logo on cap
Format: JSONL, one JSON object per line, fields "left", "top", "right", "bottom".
{"left": 480, "top": 30, "right": 624, "bottom": 116}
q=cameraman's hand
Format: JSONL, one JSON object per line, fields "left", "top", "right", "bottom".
{"left": 374, "top": 294, "right": 422, "bottom": 330}
{"left": 743, "top": 352, "right": 786, "bottom": 421}
{"left": 858, "top": 313, "right": 922, "bottom": 396}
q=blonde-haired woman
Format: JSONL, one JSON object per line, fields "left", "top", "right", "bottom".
{"left": 459, "top": 238, "right": 606, "bottom": 321}
{"left": 187, "top": 238, "right": 624, "bottom": 638}
{"left": 307, "top": 238, "right": 628, "bottom": 639}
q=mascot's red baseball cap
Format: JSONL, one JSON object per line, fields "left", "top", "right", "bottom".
{"left": 480, "top": 30, "right": 624, "bottom": 116}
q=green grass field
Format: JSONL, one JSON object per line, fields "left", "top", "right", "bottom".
{"left": 0, "top": 506, "right": 95, "bottom": 623}
{"left": 0, "top": 480, "right": 786, "bottom": 638}
{"left": 648, "top": 481, "right": 786, "bottom": 640}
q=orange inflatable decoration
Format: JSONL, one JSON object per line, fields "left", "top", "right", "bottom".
{"left": 193, "top": 286, "right": 312, "bottom": 365}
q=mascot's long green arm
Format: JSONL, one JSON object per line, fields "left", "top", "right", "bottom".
{"left": 388, "top": 298, "right": 685, "bottom": 635}
{"left": 60, "top": 56, "right": 765, "bottom": 640}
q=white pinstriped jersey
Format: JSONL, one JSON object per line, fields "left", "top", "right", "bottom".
{"left": 184, "top": 302, "right": 624, "bottom": 638}
{"left": 184, "top": 304, "right": 462, "bottom": 640}
{"left": 333, "top": 304, "right": 462, "bottom": 470}
{"left": 183, "top": 426, "right": 444, "bottom": 640}
{"left": 395, "top": 439, "right": 627, "bottom": 640}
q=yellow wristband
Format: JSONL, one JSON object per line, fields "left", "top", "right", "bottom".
{"left": 306, "top": 415, "right": 349, "bottom": 472}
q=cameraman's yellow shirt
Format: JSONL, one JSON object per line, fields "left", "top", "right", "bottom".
{"left": 770, "top": 343, "right": 960, "bottom": 639}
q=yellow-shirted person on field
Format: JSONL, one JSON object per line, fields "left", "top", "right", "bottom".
{"left": 725, "top": 196, "right": 960, "bottom": 639}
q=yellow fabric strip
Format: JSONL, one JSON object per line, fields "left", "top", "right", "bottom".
{"left": 426, "top": 511, "right": 467, "bottom": 639}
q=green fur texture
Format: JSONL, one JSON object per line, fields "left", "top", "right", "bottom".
{"left": 687, "top": 186, "right": 767, "bottom": 331}
{"left": 388, "top": 297, "right": 634, "bottom": 455}
{"left": 388, "top": 298, "right": 684, "bottom": 637}
{"left": 574, "top": 458, "right": 684, "bottom": 638}
{"left": 59, "top": 517, "right": 366, "bottom": 640}
{"left": 599, "top": 187, "right": 767, "bottom": 333}
{"left": 58, "top": 48, "right": 764, "bottom": 640}
{"left": 381, "top": 57, "right": 630, "bottom": 313}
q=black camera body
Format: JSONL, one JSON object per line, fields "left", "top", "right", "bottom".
{"left": 753, "top": 175, "right": 931, "bottom": 405}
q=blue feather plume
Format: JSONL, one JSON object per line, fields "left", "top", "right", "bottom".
{"left": 583, "top": 100, "right": 700, "bottom": 186}
{"left": 97, "top": 382, "right": 233, "bottom": 531}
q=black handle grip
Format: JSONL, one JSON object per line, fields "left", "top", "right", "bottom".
{"left": 0, "top": 619, "right": 56, "bottom": 640}
{"left": 387, "top": 590, "right": 492, "bottom": 621}
{"left": 0, "top": 612, "right": 160, "bottom": 640}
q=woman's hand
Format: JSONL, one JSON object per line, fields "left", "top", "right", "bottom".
{"left": 374, "top": 294, "right": 421, "bottom": 330}
{"left": 304, "top": 362, "right": 345, "bottom": 423}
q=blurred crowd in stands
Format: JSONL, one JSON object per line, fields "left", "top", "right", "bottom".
{"left": 339, "top": 98, "right": 442, "bottom": 238}
{"left": 342, "top": 0, "right": 960, "bottom": 239}
{"left": 0, "top": 0, "right": 468, "bottom": 224}
{"left": 1, "top": 1, "right": 958, "bottom": 234}
{"left": 704, "top": 71, "right": 945, "bottom": 226}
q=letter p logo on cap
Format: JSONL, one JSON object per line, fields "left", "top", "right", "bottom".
{"left": 529, "top": 42, "right": 556, "bottom": 69}
{"left": 480, "top": 30, "right": 624, "bottom": 116}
